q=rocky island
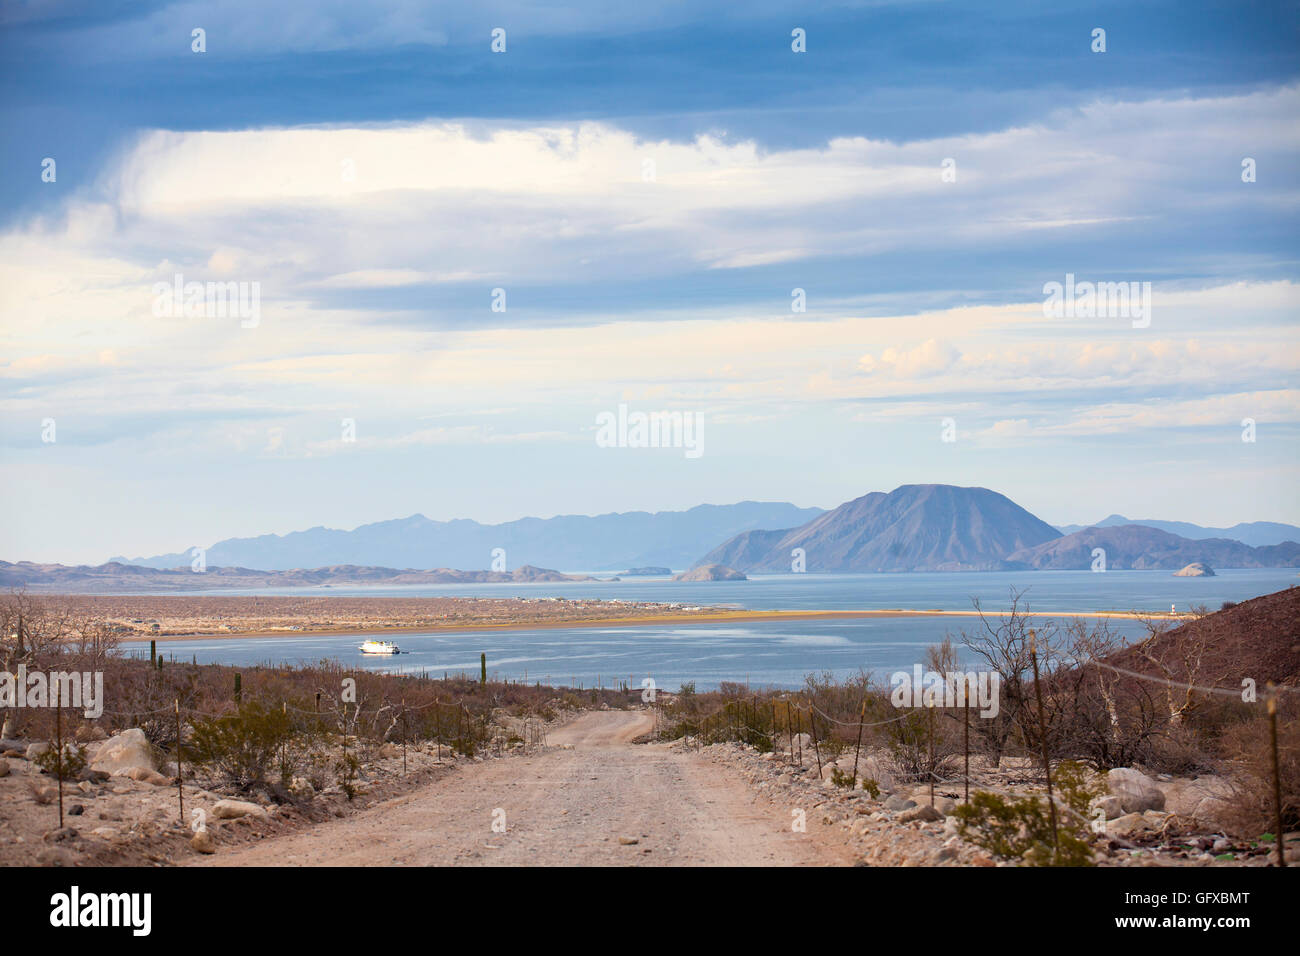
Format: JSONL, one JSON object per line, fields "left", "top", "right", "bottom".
{"left": 673, "top": 564, "right": 747, "bottom": 582}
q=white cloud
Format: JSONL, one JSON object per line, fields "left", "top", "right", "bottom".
{"left": 2, "top": 87, "right": 1299, "bottom": 453}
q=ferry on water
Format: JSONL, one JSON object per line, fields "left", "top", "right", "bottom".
{"left": 359, "top": 640, "right": 401, "bottom": 655}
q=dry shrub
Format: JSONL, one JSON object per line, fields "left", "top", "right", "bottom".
{"left": 1217, "top": 711, "right": 1300, "bottom": 839}
{"left": 1143, "top": 721, "right": 1214, "bottom": 776}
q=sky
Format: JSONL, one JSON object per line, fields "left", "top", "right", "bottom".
{"left": 1, "top": 0, "right": 1298, "bottom": 564}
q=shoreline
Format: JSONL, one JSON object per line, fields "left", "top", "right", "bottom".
{"left": 119, "top": 606, "right": 1189, "bottom": 643}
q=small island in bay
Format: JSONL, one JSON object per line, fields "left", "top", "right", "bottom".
{"left": 673, "top": 564, "right": 747, "bottom": 582}
{"left": 1173, "top": 562, "right": 1215, "bottom": 577}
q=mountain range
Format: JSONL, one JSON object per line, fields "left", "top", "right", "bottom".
{"left": 1005, "top": 525, "right": 1300, "bottom": 571}
{"left": 32, "top": 486, "right": 1294, "bottom": 583}
{"left": 0, "top": 562, "right": 605, "bottom": 593}
{"left": 110, "top": 502, "right": 826, "bottom": 573}
{"left": 697, "top": 485, "right": 1300, "bottom": 573}
{"left": 1053, "top": 515, "right": 1300, "bottom": 547}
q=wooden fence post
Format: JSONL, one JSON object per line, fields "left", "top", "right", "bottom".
{"left": 1029, "top": 630, "right": 1058, "bottom": 850}
{"left": 175, "top": 699, "right": 184, "bottom": 822}
{"left": 54, "top": 702, "right": 64, "bottom": 829}
{"left": 1267, "top": 684, "right": 1286, "bottom": 868}
{"left": 963, "top": 699, "right": 970, "bottom": 803}
{"left": 852, "top": 698, "right": 866, "bottom": 786}
{"left": 809, "top": 704, "right": 823, "bottom": 777}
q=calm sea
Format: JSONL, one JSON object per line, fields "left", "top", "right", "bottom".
{"left": 153, "top": 568, "right": 1296, "bottom": 691}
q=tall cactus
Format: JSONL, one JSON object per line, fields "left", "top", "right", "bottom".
{"left": 480, "top": 653, "right": 487, "bottom": 685}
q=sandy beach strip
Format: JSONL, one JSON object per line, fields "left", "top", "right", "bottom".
{"left": 117, "top": 606, "right": 1188, "bottom": 642}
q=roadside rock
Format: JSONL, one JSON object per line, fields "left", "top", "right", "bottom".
{"left": 211, "top": 799, "right": 269, "bottom": 821}
{"left": 899, "top": 804, "right": 944, "bottom": 823}
{"left": 90, "top": 729, "right": 155, "bottom": 776}
{"left": 74, "top": 725, "right": 108, "bottom": 743}
{"left": 830, "top": 754, "right": 895, "bottom": 792}
{"left": 884, "top": 795, "right": 917, "bottom": 812}
{"left": 0, "top": 758, "right": 9, "bottom": 778}
{"left": 120, "top": 766, "right": 172, "bottom": 787}
{"left": 26, "top": 742, "right": 50, "bottom": 762}
{"left": 1160, "top": 776, "right": 1230, "bottom": 828}
{"left": 1107, "top": 768, "right": 1165, "bottom": 814}
{"left": 1093, "top": 794, "right": 1125, "bottom": 821}
{"left": 1107, "top": 810, "right": 1171, "bottom": 839}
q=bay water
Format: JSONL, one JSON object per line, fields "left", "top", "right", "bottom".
{"left": 153, "top": 568, "right": 1296, "bottom": 690}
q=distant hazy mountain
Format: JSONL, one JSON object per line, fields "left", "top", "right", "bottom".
{"left": 111, "top": 502, "right": 826, "bottom": 573}
{"left": 0, "top": 561, "right": 604, "bottom": 593}
{"left": 1053, "top": 514, "right": 1300, "bottom": 547}
{"left": 1007, "top": 525, "right": 1300, "bottom": 571}
{"left": 697, "top": 485, "right": 1062, "bottom": 572}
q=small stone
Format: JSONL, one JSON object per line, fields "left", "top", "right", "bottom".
{"left": 191, "top": 828, "right": 216, "bottom": 854}
{"left": 618, "top": 835, "right": 639, "bottom": 845}
{"left": 899, "top": 804, "right": 944, "bottom": 823}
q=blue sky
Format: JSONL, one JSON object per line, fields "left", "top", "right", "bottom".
{"left": 1, "top": 0, "right": 1298, "bottom": 563}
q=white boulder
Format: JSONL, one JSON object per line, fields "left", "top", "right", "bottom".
{"left": 90, "top": 729, "right": 156, "bottom": 776}
{"left": 1107, "top": 767, "right": 1166, "bottom": 814}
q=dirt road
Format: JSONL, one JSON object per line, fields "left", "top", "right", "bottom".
{"left": 197, "top": 710, "right": 857, "bottom": 866}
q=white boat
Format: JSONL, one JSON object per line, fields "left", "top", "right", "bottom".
{"left": 359, "top": 639, "right": 400, "bottom": 655}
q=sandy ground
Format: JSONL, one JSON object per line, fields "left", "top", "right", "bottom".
{"left": 194, "top": 711, "right": 858, "bottom": 867}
